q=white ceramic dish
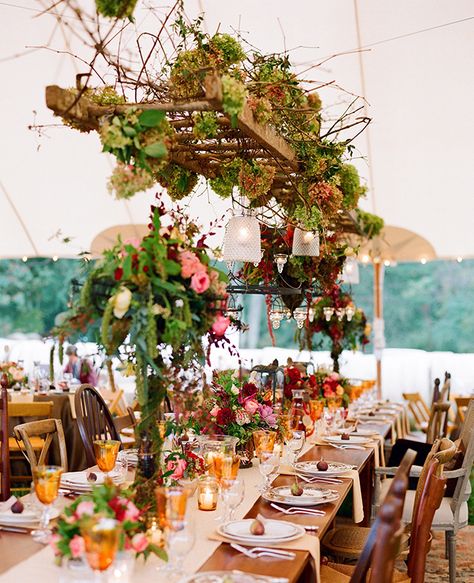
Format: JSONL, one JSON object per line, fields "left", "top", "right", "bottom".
{"left": 218, "top": 519, "right": 304, "bottom": 545}
{"left": 263, "top": 486, "right": 339, "bottom": 507}
{"left": 294, "top": 460, "right": 353, "bottom": 477}
{"left": 324, "top": 435, "right": 372, "bottom": 446}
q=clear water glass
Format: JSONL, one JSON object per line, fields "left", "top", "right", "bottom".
{"left": 287, "top": 430, "right": 305, "bottom": 464}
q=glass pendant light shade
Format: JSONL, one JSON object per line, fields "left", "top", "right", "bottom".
{"left": 341, "top": 257, "right": 360, "bottom": 284}
{"left": 222, "top": 214, "right": 262, "bottom": 264}
{"left": 292, "top": 228, "right": 320, "bottom": 257}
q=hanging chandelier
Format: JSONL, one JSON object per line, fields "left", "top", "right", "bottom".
{"left": 323, "top": 305, "right": 356, "bottom": 322}
{"left": 222, "top": 212, "right": 262, "bottom": 265}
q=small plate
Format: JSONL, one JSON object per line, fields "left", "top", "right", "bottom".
{"left": 324, "top": 435, "right": 372, "bottom": 446}
{"left": 263, "top": 486, "right": 339, "bottom": 507}
{"left": 0, "top": 507, "right": 59, "bottom": 525}
{"left": 294, "top": 460, "right": 353, "bottom": 476}
{"left": 336, "top": 428, "right": 380, "bottom": 437}
{"left": 356, "top": 414, "right": 391, "bottom": 422}
{"left": 184, "top": 572, "right": 289, "bottom": 583}
{"left": 218, "top": 519, "right": 304, "bottom": 544}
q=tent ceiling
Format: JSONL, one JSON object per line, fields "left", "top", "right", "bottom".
{"left": 1, "top": 1, "right": 473, "bottom": 259}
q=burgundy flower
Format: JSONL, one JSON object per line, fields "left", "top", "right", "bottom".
{"left": 114, "top": 267, "right": 123, "bottom": 281}
{"left": 216, "top": 407, "right": 235, "bottom": 426}
{"left": 239, "top": 382, "right": 258, "bottom": 401}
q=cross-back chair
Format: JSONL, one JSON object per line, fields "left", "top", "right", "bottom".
{"left": 0, "top": 385, "right": 10, "bottom": 501}
{"left": 99, "top": 387, "right": 128, "bottom": 417}
{"left": 426, "top": 401, "right": 451, "bottom": 443}
{"left": 454, "top": 396, "right": 473, "bottom": 425}
{"left": 74, "top": 384, "right": 122, "bottom": 466}
{"left": 13, "top": 418, "right": 68, "bottom": 473}
{"left": 402, "top": 392, "right": 430, "bottom": 432}
{"left": 320, "top": 449, "right": 417, "bottom": 583}
{"left": 8, "top": 401, "right": 54, "bottom": 483}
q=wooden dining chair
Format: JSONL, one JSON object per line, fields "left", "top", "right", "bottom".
{"left": 8, "top": 401, "right": 54, "bottom": 483}
{"left": 74, "top": 384, "right": 122, "bottom": 466}
{"left": 99, "top": 387, "right": 128, "bottom": 417}
{"left": 402, "top": 392, "right": 430, "bottom": 432}
{"left": 454, "top": 396, "right": 473, "bottom": 425}
{"left": 13, "top": 418, "right": 68, "bottom": 473}
{"left": 426, "top": 401, "right": 451, "bottom": 443}
{"left": 323, "top": 438, "right": 456, "bottom": 562}
{"left": 320, "top": 449, "right": 417, "bottom": 583}
{"left": 0, "top": 385, "right": 11, "bottom": 501}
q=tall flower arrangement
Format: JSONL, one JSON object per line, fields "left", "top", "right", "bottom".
{"left": 54, "top": 196, "right": 228, "bottom": 504}
{"left": 0, "top": 362, "right": 27, "bottom": 388}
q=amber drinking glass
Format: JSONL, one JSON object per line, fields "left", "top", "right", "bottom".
{"left": 155, "top": 486, "right": 189, "bottom": 529}
{"left": 252, "top": 430, "right": 277, "bottom": 458}
{"left": 93, "top": 440, "right": 120, "bottom": 476}
{"left": 31, "top": 465, "right": 63, "bottom": 544}
{"left": 81, "top": 517, "right": 121, "bottom": 578}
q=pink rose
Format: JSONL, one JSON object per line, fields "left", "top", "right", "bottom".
{"left": 210, "top": 404, "right": 220, "bottom": 417}
{"left": 69, "top": 535, "right": 85, "bottom": 558}
{"left": 166, "top": 458, "right": 187, "bottom": 480}
{"left": 75, "top": 500, "right": 94, "bottom": 518}
{"left": 212, "top": 315, "right": 230, "bottom": 337}
{"left": 131, "top": 532, "right": 149, "bottom": 553}
{"left": 190, "top": 270, "right": 210, "bottom": 294}
{"left": 244, "top": 399, "right": 259, "bottom": 415}
{"left": 179, "top": 251, "right": 204, "bottom": 278}
{"left": 123, "top": 500, "right": 140, "bottom": 522}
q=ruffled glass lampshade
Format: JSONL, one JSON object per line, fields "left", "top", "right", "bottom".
{"left": 341, "top": 256, "right": 360, "bottom": 284}
{"left": 292, "top": 228, "right": 320, "bottom": 257}
{"left": 222, "top": 215, "right": 262, "bottom": 264}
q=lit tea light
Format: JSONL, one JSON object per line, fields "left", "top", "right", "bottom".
{"left": 197, "top": 477, "right": 218, "bottom": 511}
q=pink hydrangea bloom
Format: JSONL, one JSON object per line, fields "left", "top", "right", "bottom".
{"left": 212, "top": 315, "right": 230, "bottom": 336}
{"left": 131, "top": 533, "right": 149, "bottom": 553}
{"left": 190, "top": 270, "right": 210, "bottom": 294}
{"left": 69, "top": 535, "right": 85, "bottom": 558}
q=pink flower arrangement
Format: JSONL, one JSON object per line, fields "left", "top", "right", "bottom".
{"left": 166, "top": 457, "right": 187, "bottom": 480}
{"left": 244, "top": 399, "right": 259, "bottom": 415}
{"left": 131, "top": 533, "right": 149, "bottom": 553}
{"left": 258, "top": 404, "right": 277, "bottom": 428}
{"left": 190, "top": 270, "right": 210, "bottom": 294}
{"left": 75, "top": 500, "right": 94, "bottom": 518}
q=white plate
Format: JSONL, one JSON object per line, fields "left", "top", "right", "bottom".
{"left": 0, "top": 507, "right": 59, "bottom": 525}
{"left": 218, "top": 519, "right": 304, "bottom": 544}
{"left": 294, "top": 460, "right": 353, "bottom": 476}
{"left": 263, "top": 486, "right": 339, "bottom": 507}
{"left": 184, "top": 572, "right": 289, "bottom": 583}
{"left": 336, "top": 428, "right": 380, "bottom": 437}
{"left": 356, "top": 414, "right": 391, "bottom": 422}
{"left": 61, "top": 470, "right": 123, "bottom": 486}
{"left": 324, "top": 435, "right": 372, "bottom": 446}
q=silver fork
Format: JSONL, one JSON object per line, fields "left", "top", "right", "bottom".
{"left": 230, "top": 543, "right": 295, "bottom": 560}
{"left": 294, "top": 472, "right": 342, "bottom": 484}
{"left": 270, "top": 502, "right": 325, "bottom": 516}
{"left": 327, "top": 443, "right": 366, "bottom": 451}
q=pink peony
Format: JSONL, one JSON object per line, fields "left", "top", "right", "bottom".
{"left": 123, "top": 500, "right": 140, "bottom": 522}
{"left": 109, "top": 497, "right": 140, "bottom": 522}
{"left": 258, "top": 404, "right": 277, "bottom": 428}
{"left": 235, "top": 409, "right": 251, "bottom": 426}
{"left": 75, "top": 500, "right": 94, "bottom": 518}
{"left": 210, "top": 404, "right": 220, "bottom": 417}
{"left": 69, "top": 535, "right": 85, "bottom": 558}
{"left": 179, "top": 251, "right": 204, "bottom": 278}
{"left": 244, "top": 399, "right": 259, "bottom": 416}
{"left": 190, "top": 270, "right": 210, "bottom": 294}
{"left": 131, "top": 532, "right": 149, "bottom": 553}
{"left": 212, "top": 315, "right": 230, "bottom": 337}
{"left": 167, "top": 458, "right": 187, "bottom": 480}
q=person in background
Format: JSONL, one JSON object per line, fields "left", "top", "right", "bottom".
{"left": 63, "top": 345, "right": 98, "bottom": 385}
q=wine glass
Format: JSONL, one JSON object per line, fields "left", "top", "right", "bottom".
{"left": 93, "top": 440, "right": 120, "bottom": 478}
{"left": 258, "top": 451, "right": 279, "bottom": 493}
{"left": 81, "top": 516, "right": 121, "bottom": 581}
{"left": 161, "top": 519, "right": 195, "bottom": 581}
{"left": 220, "top": 478, "right": 245, "bottom": 522}
{"left": 31, "top": 465, "right": 63, "bottom": 544}
{"left": 287, "top": 430, "right": 305, "bottom": 465}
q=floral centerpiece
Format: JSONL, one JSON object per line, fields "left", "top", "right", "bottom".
{"left": 162, "top": 448, "right": 206, "bottom": 489}
{"left": 51, "top": 481, "right": 164, "bottom": 565}
{"left": 284, "top": 364, "right": 350, "bottom": 407}
{"left": 0, "top": 362, "right": 27, "bottom": 388}
{"left": 190, "top": 371, "right": 279, "bottom": 465}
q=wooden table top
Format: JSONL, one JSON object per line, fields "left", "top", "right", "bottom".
{"left": 0, "top": 422, "right": 393, "bottom": 580}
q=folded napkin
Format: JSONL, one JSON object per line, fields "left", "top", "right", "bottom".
{"left": 347, "top": 469, "right": 364, "bottom": 524}
{"left": 209, "top": 531, "right": 321, "bottom": 583}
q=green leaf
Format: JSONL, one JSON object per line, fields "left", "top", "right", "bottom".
{"left": 162, "top": 259, "right": 181, "bottom": 276}
{"left": 139, "top": 110, "right": 166, "bottom": 127}
{"left": 143, "top": 142, "right": 168, "bottom": 159}
{"left": 123, "top": 126, "right": 137, "bottom": 137}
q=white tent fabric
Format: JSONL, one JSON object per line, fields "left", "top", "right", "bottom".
{"left": 1, "top": 1, "right": 474, "bottom": 258}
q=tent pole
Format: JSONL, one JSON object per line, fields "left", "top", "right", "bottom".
{"left": 373, "top": 261, "right": 383, "bottom": 399}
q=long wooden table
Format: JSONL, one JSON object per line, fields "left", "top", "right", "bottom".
{"left": 0, "top": 421, "right": 393, "bottom": 581}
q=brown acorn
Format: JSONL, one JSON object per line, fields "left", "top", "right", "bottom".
{"left": 317, "top": 459, "right": 329, "bottom": 471}
{"left": 341, "top": 433, "right": 350, "bottom": 441}
{"left": 11, "top": 499, "right": 24, "bottom": 514}
{"left": 291, "top": 480, "right": 304, "bottom": 496}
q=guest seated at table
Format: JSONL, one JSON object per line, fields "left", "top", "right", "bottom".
{"left": 63, "top": 345, "right": 98, "bottom": 385}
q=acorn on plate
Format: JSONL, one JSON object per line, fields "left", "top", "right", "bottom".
{"left": 341, "top": 433, "right": 350, "bottom": 440}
